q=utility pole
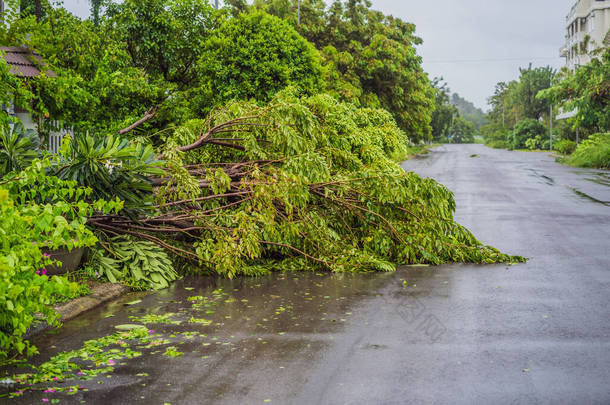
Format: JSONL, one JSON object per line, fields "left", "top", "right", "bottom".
{"left": 549, "top": 75, "right": 553, "bottom": 151}
{"left": 297, "top": 0, "right": 301, "bottom": 25}
{"left": 502, "top": 102, "right": 505, "bottom": 127}
{"left": 215, "top": 0, "right": 219, "bottom": 9}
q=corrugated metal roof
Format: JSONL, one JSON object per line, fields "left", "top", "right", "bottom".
{"left": 0, "top": 46, "right": 56, "bottom": 78}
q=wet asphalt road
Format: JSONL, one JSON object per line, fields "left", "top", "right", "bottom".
{"left": 3, "top": 144, "right": 610, "bottom": 405}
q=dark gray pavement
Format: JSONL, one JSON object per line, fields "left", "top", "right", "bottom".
{"left": 4, "top": 144, "right": 610, "bottom": 405}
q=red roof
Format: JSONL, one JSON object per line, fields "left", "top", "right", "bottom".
{"left": 0, "top": 46, "right": 55, "bottom": 78}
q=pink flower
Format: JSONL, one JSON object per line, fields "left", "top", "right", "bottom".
{"left": 148, "top": 330, "right": 155, "bottom": 334}
{"left": 43, "top": 253, "right": 50, "bottom": 258}
{"left": 36, "top": 270, "right": 40, "bottom": 275}
{"left": 41, "top": 269, "right": 47, "bottom": 275}
{"left": 107, "top": 359, "right": 116, "bottom": 365}
{"left": 42, "top": 399, "right": 49, "bottom": 403}
{"left": 44, "top": 388, "right": 56, "bottom": 393}
{"left": 76, "top": 372, "right": 84, "bottom": 376}
{"left": 52, "top": 377, "right": 58, "bottom": 381}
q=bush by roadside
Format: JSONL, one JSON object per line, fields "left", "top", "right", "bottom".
{"left": 510, "top": 119, "right": 546, "bottom": 150}
{"left": 554, "top": 139, "right": 577, "bottom": 156}
{"left": 565, "top": 133, "right": 610, "bottom": 169}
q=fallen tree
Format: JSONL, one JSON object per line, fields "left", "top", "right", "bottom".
{"left": 88, "top": 92, "right": 523, "bottom": 277}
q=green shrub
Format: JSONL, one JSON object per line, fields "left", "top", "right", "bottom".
{"left": 554, "top": 139, "right": 577, "bottom": 155}
{"left": 54, "top": 133, "right": 164, "bottom": 215}
{"left": 196, "top": 11, "right": 324, "bottom": 109}
{"left": 523, "top": 135, "right": 551, "bottom": 151}
{"left": 566, "top": 133, "right": 610, "bottom": 169}
{"left": 525, "top": 136, "right": 542, "bottom": 150}
{"left": 486, "top": 139, "right": 509, "bottom": 149}
{"left": 0, "top": 121, "right": 40, "bottom": 177}
{"left": 0, "top": 159, "right": 122, "bottom": 363}
{"left": 511, "top": 118, "right": 546, "bottom": 150}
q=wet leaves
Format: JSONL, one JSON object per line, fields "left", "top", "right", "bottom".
{"left": 114, "top": 324, "right": 147, "bottom": 331}
{"left": 162, "top": 347, "right": 184, "bottom": 358}
{"left": 2, "top": 274, "right": 393, "bottom": 402}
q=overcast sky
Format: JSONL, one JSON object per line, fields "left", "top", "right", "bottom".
{"left": 62, "top": 0, "right": 574, "bottom": 111}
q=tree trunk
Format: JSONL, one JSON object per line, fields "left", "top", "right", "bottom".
{"left": 34, "top": 0, "right": 41, "bottom": 22}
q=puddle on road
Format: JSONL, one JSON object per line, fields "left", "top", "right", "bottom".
{"left": 1, "top": 268, "right": 445, "bottom": 404}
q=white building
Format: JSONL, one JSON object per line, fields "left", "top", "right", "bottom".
{"left": 560, "top": 0, "right": 610, "bottom": 70}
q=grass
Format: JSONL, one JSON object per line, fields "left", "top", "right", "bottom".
{"left": 405, "top": 144, "right": 432, "bottom": 159}
{"left": 565, "top": 133, "right": 610, "bottom": 169}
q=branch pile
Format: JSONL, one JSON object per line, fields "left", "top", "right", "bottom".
{"left": 89, "top": 92, "right": 523, "bottom": 277}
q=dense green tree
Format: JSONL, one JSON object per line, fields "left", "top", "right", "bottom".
{"left": 195, "top": 11, "right": 324, "bottom": 110}
{"left": 105, "top": 0, "right": 220, "bottom": 87}
{"left": 241, "top": 0, "right": 435, "bottom": 142}
{"left": 514, "top": 65, "right": 554, "bottom": 120}
{"left": 510, "top": 118, "right": 546, "bottom": 150}
{"left": 449, "top": 116, "right": 475, "bottom": 144}
{"left": 430, "top": 78, "right": 457, "bottom": 142}
{"left": 485, "top": 65, "right": 555, "bottom": 148}
{"left": 538, "top": 48, "right": 610, "bottom": 133}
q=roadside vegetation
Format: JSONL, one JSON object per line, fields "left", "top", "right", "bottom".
{"left": 0, "top": 0, "right": 523, "bottom": 362}
{"left": 429, "top": 78, "right": 482, "bottom": 144}
{"left": 481, "top": 47, "right": 609, "bottom": 168}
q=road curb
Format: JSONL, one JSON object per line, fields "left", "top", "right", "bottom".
{"left": 56, "top": 283, "right": 130, "bottom": 322}
{"left": 25, "top": 283, "right": 130, "bottom": 338}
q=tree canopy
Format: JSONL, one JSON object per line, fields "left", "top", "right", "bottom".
{"left": 242, "top": 0, "right": 435, "bottom": 142}
{"left": 538, "top": 48, "right": 610, "bottom": 133}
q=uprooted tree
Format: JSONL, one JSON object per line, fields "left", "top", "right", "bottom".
{"left": 88, "top": 92, "right": 523, "bottom": 278}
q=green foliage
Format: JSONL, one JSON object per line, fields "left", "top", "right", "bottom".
{"left": 554, "top": 139, "right": 577, "bottom": 155}
{"left": 449, "top": 116, "right": 475, "bottom": 144}
{"left": 255, "top": 0, "right": 435, "bottom": 142}
{"left": 430, "top": 78, "right": 457, "bottom": 142}
{"left": 0, "top": 159, "right": 122, "bottom": 363}
{"left": 90, "top": 239, "right": 180, "bottom": 290}
{"left": 3, "top": 159, "right": 123, "bottom": 250}
{"left": 513, "top": 65, "right": 554, "bottom": 120}
{"left": 54, "top": 133, "right": 164, "bottom": 214}
{"left": 524, "top": 135, "right": 549, "bottom": 151}
{"left": 486, "top": 65, "right": 554, "bottom": 150}
{"left": 196, "top": 11, "right": 324, "bottom": 109}
{"left": 481, "top": 121, "right": 509, "bottom": 148}
{"left": 7, "top": 327, "right": 150, "bottom": 394}
{"left": 566, "top": 133, "right": 610, "bottom": 169}
{"left": 0, "top": 121, "right": 41, "bottom": 176}
{"left": 538, "top": 49, "right": 610, "bottom": 134}
{"left": 105, "top": 0, "right": 219, "bottom": 86}
{"left": 510, "top": 118, "right": 546, "bottom": 150}
{"left": 155, "top": 92, "right": 522, "bottom": 278}
{"left": 6, "top": 6, "right": 168, "bottom": 134}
